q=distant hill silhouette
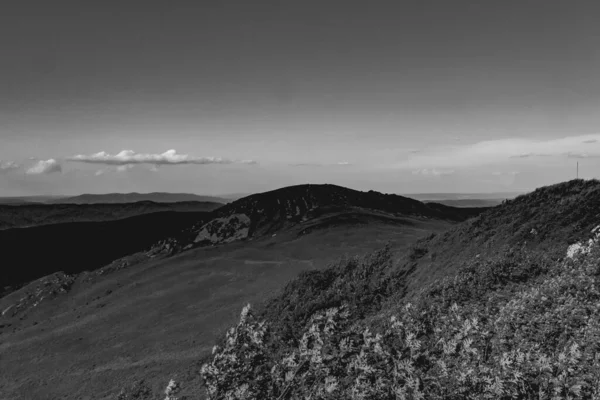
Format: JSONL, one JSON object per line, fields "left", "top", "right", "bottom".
{"left": 50, "top": 192, "right": 229, "bottom": 204}
{"left": 0, "top": 201, "right": 223, "bottom": 230}
{"left": 405, "top": 191, "right": 523, "bottom": 201}
{"left": 423, "top": 198, "right": 504, "bottom": 207}
{"left": 0, "top": 195, "right": 68, "bottom": 205}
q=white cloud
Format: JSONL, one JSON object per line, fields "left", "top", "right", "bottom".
{"left": 564, "top": 151, "right": 600, "bottom": 159}
{"left": 94, "top": 169, "right": 105, "bottom": 176}
{"left": 291, "top": 161, "right": 353, "bottom": 167}
{"left": 67, "top": 149, "right": 257, "bottom": 166}
{"left": 412, "top": 168, "right": 455, "bottom": 177}
{"left": 492, "top": 171, "right": 520, "bottom": 176}
{"left": 393, "top": 134, "right": 600, "bottom": 170}
{"left": 0, "top": 160, "right": 20, "bottom": 173}
{"left": 116, "top": 164, "right": 135, "bottom": 172}
{"left": 26, "top": 159, "right": 62, "bottom": 175}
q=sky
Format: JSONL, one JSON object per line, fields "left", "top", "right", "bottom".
{"left": 1, "top": 1, "right": 600, "bottom": 196}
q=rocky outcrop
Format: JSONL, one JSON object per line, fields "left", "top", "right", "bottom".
{"left": 194, "top": 214, "right": 251, "bottom": 244}
{"left": 0, "top": 272, "right": 75, "bottom": 319}
{"left": 146, "top": 237, "right": 184, "bottom": 257}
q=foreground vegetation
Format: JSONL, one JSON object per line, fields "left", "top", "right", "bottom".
{"left": 199, "top": 223, "right": 600, "bottom": 399}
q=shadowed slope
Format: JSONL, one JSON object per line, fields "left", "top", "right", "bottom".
{"left": 0, "top": 211, "right": 211, "bottom": 295}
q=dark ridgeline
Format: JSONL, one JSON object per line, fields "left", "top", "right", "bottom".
{"left": 47, "top": 192, "right": 230, "bottom": 205}
{"left": 0, "top": 201, "right": 222, "bottom": 230}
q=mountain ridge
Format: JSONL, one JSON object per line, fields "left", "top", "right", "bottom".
{"left": 149, "top": 184, "right": 487, "bottom": 253}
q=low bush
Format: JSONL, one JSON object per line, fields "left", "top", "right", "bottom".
{"left": 200, "top": 226, "right": 600, "bottom": 399}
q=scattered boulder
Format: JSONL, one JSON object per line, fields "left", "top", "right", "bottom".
{"left": 0, "top": 272, "right": 75, "bottom": 319}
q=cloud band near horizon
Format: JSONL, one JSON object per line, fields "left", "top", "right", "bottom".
{"left": 391, "top": 134, "right": 600, "bottom": 170}
{"left": 66, "top": 149, "right": 258, "bottom": 166}
{"left": 26, "top": 159, "right": 62, "bottom": 175}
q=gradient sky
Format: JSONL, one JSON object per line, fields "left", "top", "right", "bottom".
{"left": 1, "top": 1, "right": 600, "bottom": 196}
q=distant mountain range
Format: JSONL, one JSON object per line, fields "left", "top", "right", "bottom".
{"left": 0, "top": 195, "right": 68, "bottom": 205}
{"left": 405, "top": 191, "right": 524, "bottom": 207}
{"left": 46, "top": 192, "right": 230, "bottom": 204}
{"left": 0, "top": 192, "right": 230, "bottom": 205}
{"left": 405, "top": 191, "right": 523, "bottom": 201}
{"left": 0, "top": 191, "right": 524, "bottom": 206}
{"left": 423, "top": 199, "right": 504, "bottom": 207}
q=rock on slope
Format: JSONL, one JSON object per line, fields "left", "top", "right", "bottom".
{"left": 0, "top": 272, "right": 75, "bottom": 321}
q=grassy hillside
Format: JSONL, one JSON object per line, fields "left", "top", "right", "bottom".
{"left": 197, "top": 180, "right": 600, "bottom": 400}
{"left": 0, "top": 216, "right": 456, "bottom": 400}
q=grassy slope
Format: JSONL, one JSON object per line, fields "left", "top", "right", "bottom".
{"left": 0, "top": 215, "right": 453, "bottom": 400}
{"left": 400, "top": 179, "right": 600, "bottom": 292}
{"left": 198, "top": 179, "right": 600, "bottom": 399}
{"left": 255, "top": 180, "right": 600, "bottom": 343}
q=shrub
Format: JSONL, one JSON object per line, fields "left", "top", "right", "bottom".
{"left": 200, "top": 225, "right": 600, "bottom": 399}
